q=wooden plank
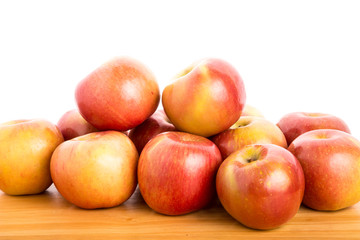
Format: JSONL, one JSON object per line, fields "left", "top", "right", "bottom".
{"left": 0, "top": 185, "right": 359, "bottom": 239}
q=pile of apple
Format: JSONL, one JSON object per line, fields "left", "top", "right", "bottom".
{"left": 1, "top": 57, "right": 360, "bottom": 230}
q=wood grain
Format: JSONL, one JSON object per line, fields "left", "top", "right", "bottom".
{"left": 1, "top": 185, "right": 360, "bottom": 239}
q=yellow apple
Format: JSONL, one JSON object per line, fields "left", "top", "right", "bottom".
{"left": 50, "top": 131, "right": 138, "bottom": 209}
{"left": 211, "top": 116, "right": 287, "bottom": 159}
{"left": 0, "top": 119, "right": 63, "bottom": 195}
{"left": 241, "top": 105, "right": 264, "bottom": 118}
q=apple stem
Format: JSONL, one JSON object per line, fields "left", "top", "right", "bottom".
{"left": 245, "top": 156, "right": 258, "bottom": 163}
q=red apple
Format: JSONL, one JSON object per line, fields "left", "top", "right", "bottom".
{"left": 216, "top": 144, "right": 305, "bottom": 230}
{"left": 162, "top": 58, "right": 246, "bottom": 137}
{"left": 277, "top": 112, "right": 350, "bottom": 144}
{"left": 50, "top": 131, "right": 138, "bottom": 209}
{"left": 75, "top": 57, "right": 160, "bottom": 131}
{"left": 57, "top": 109, "right": 98, "bottom": 140}
{"left": 0, "top": 119, "right": 63, "bottom": 195}
{"left": 138, "top": 131, "right": 222, "bottom": 215}
{"left": 288, "top": 129, "right": 360, "bottom": 211}
{"left": 128, "top": 109, "right": 176, "bottom": 153}
{"left": 211, "top": 116, "right": 287, "bottom": 159}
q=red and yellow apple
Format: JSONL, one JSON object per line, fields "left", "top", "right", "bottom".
{"left": 75, "top": 57, "right": 160, "bottom": 131}
{"left": 277, "top": 112, "right": 350, "bottom": 144}
{"left": 138, "top": 131, "right": 222, "bottom": 215}
{"left": 211, "top": 116, "right": 287, "bottom": 159}
{"left": 288, "top": 129, "right": 360, "bottom": 211}
{"left": 162, "top": 58, "right": 246, "bottom": 137}
{"left": 50, "top": 131, "right": 138, "bottom": 209}
{"left": 241, "top": 104, "right": 264, "bottom": 118}
{"left": 0, "top": 119, "right": 63, "bottom": 195}
{"left": 57, "top": 109, "right": 98, "bottom": 140}
{"left": 216, "top": 144, "right": 305, "bottom": 230}
{"left": 128, "top": 109, "right": 176, "bottom": 153}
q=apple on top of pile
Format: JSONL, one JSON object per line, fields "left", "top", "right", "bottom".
{"left": 1, "top": 57, "right": 359, "bottom": 230}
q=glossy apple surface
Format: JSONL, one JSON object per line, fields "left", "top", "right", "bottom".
{"left": 211, "top": 116, "right": 287, "bottom": 159}
{"left": 216, "top": 144, "right": 305, "bottom": 230}
{"left": 75, "top": 57, "right": 160, "bottom": 131}
{"left": 288, "top": 129, "right": 360, "bottom": 211}
{"left": 138, "top": 131, "right": 222, "bottom": 215}
{"left": 50, "top": 131, "right": 138, "bottom": 209}
{"left": 277, "top": 112, "right": 350, "bottom": 144}
{"left": 0, "top": 119, "right": 63, "bottom": 195}
{"left": 162, "top": 58, "right": 246, "bottom": 137}
{"left": 57, "top": 109, "right": 98, "bottom": 140}
{"left": 128, "top": 109, "right": 175, "bottom": 153}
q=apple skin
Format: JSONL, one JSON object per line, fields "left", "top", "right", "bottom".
{"left": 211, "top": 116, "right": 287, "bottom": 159}
{"left": 50, "top": 131, "right": 138, "bottom": 209}
{"left": 288, "top": 129, "right": 360, "bottom": 211}
{"left": 75, "top": 57, "right": 160, "bottom": 131}
{"left": 162, "top": 58, "right": 246, "bottom": 137}
{"left": 277, "top": 112, "right": 350, "bottom": 144}
{"left": 138, "top": 131, "right": 222, "bottom": 215}
{"left": 241, "top": 105, "right": 264, "bottom": 118}
{"left": 0, "top": 119, "right": 64, "bottom": 195}
{"left": 57, "top": 109, "right": 98, "bottom": 140}
{"left": 128, "top": 109, "right": 176, "bottom": 153}
{"left": 216, "top": 144, "right": 305, "bottom": 230}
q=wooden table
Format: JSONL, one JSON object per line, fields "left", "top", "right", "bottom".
{"left": 1, "top": 185, "right": 359, "bottom": 239}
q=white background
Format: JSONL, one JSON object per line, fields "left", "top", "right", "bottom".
{"left": 0, "top": 1, "right": 359, "bottom": 136}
